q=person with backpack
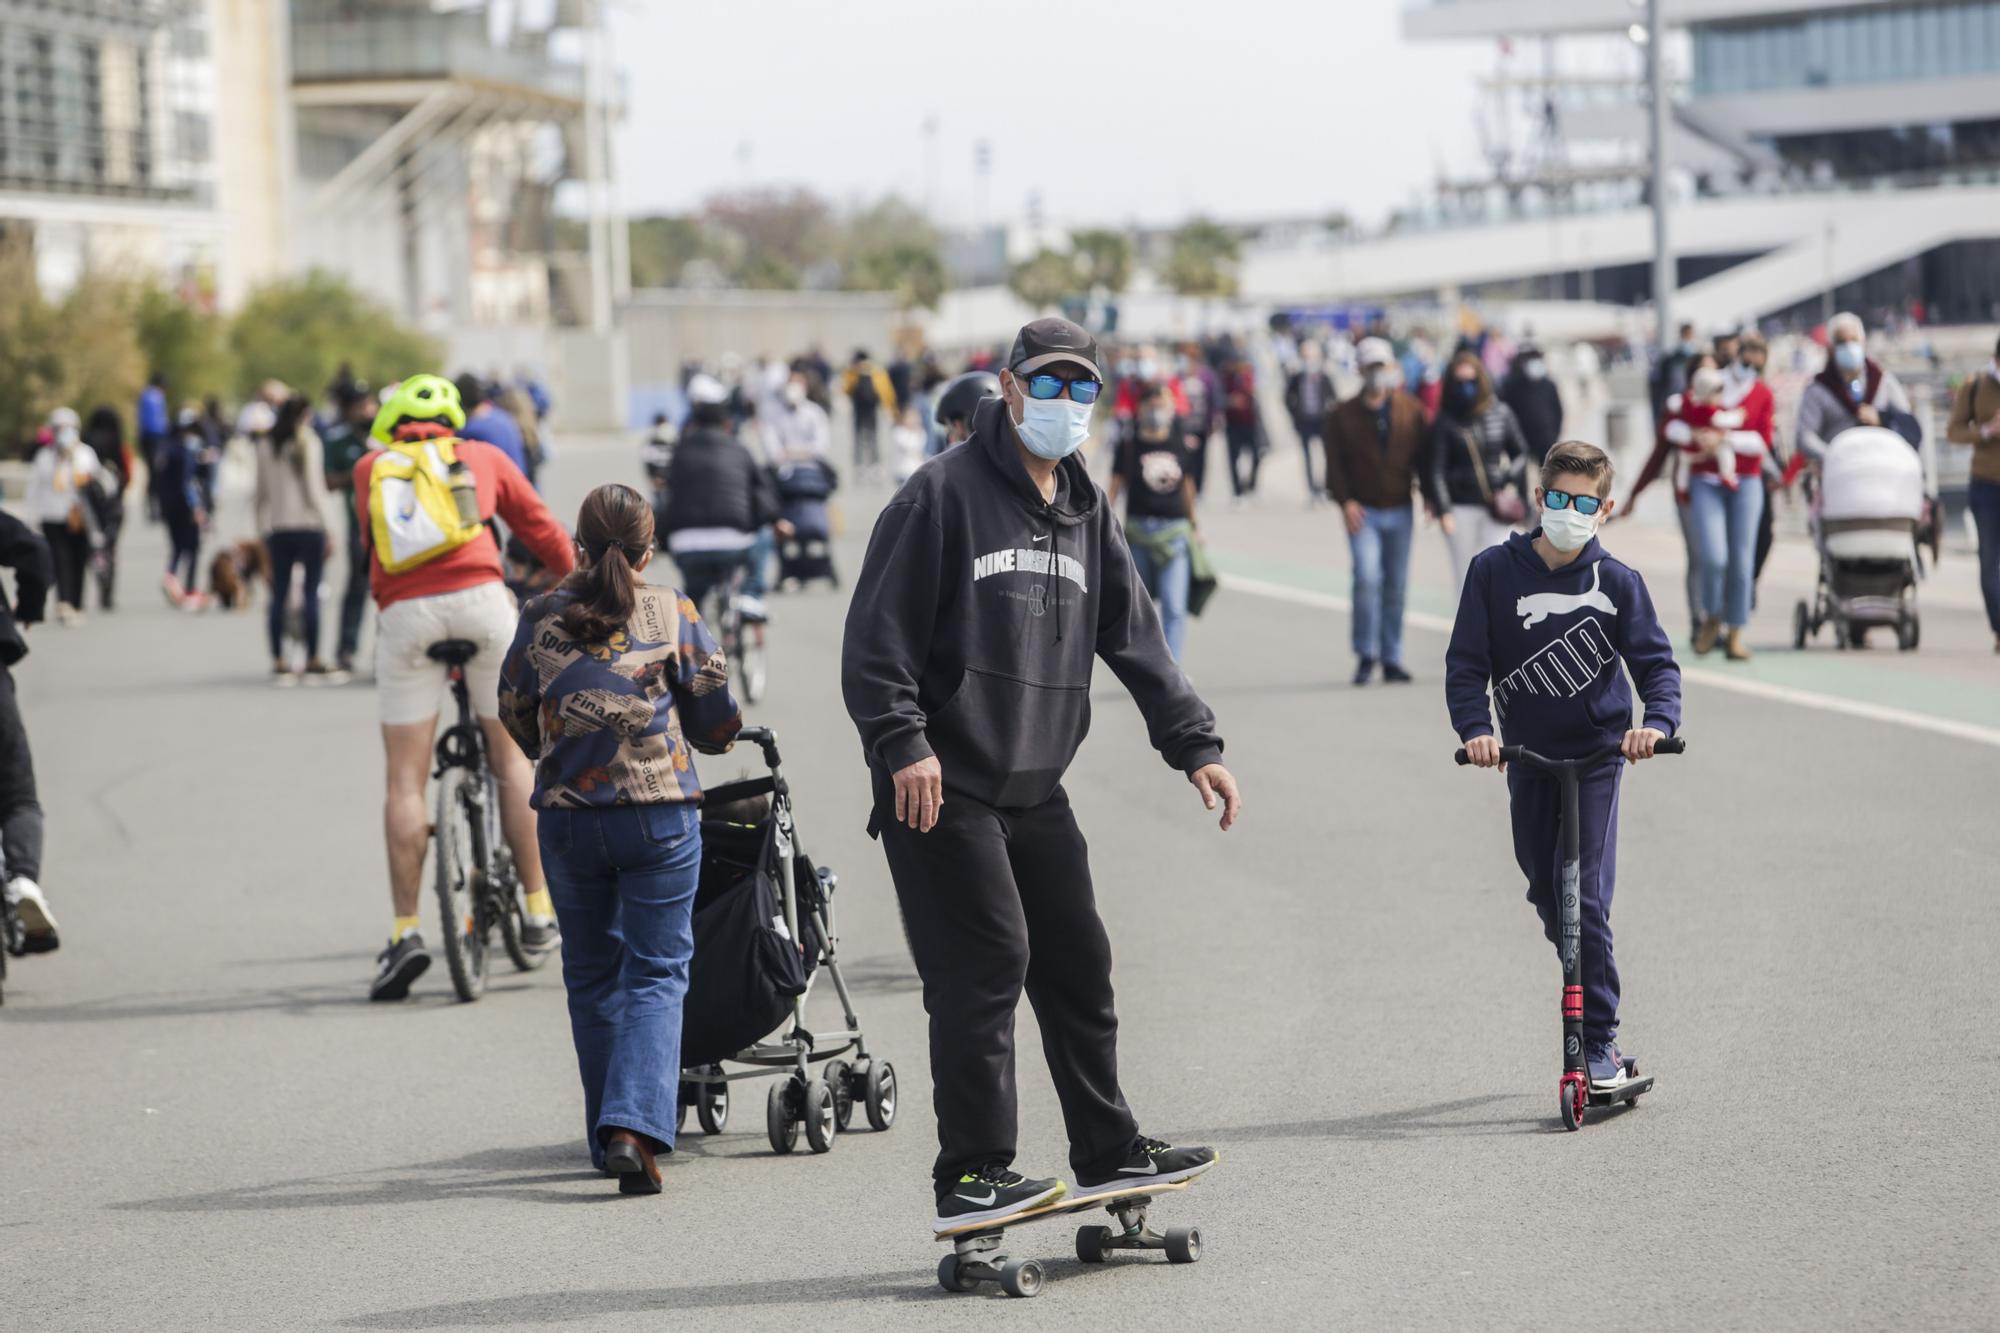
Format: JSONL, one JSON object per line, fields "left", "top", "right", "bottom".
{"left": 353, "top": 374, "right": 574, "bottom": 1001}
{"left": 843, "top": 350, "right": 898, "bottom": 477}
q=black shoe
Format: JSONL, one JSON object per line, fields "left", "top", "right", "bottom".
{"left": 932, "top": 1163, "right": 1066, "bottom": 1234}
{"left": 370, "top": 933, "right": 431, "bottom": 1001}
{"left": 1381, "top": 662, "right": 1412, "bottom": 684}
{"left": 1071, "top": 1136, "right": 1218, "bottom": 1199}
{"left": 1352, "top": 657, "right": 1375, "bottom": 686}
{"left": 520, "top": 915, "right": 560, "bottom": 954}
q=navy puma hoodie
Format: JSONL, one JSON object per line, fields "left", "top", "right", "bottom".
{"left": 1445, "top": 531, "right": 1681, "bottom": 758}
{"left": 842, "top": 397, "right": 1222, "bottom": 808}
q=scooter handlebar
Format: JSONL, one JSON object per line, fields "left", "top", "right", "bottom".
{"left": 1454, "top": 737, "right": 1685, "bottom": 767}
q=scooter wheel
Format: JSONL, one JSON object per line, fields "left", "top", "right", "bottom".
{"left": 1560, "top": 1083, "right": 1584, "bottom": 1131}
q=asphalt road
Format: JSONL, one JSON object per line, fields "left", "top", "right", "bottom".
{"left": 4, "top": 431, "right": 1995, "bottom": 1330}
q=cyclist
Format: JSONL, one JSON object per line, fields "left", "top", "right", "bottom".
{"left": 0, "top": 508, "right": 57, "bottom": 952}
{"left": 659, "top": 374, "right": 781, "bottom": 622}
{"left": 353, "top": 374, "right": 574, "bottom": 1000}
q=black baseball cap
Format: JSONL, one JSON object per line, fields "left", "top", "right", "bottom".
{"left": 1008, "top": 317, "right": 1102, "bottom": 380}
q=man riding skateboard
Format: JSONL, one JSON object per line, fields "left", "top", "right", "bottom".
{"left": 842, "top": 316, "right": 1243, "bottom": 1234}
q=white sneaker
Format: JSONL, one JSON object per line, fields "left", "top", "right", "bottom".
{"left": 736, "top": 595, "right": 769, "bottom": 624}
{"left": 5, "top": 876, "right": 59, "bottom": 951}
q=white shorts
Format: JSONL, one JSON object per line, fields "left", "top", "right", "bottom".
{"left": 375, "top": 582, "right": 518, "bottom": 725}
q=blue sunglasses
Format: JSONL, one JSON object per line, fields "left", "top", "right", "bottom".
{"left": 1544, "top": 488, "right": 1604, "bottom": 516}
{"left": 1021, "top": 373, "right": 1103, "bottom": 406}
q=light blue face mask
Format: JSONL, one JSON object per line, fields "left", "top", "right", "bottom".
{"left": 1014, "top": 396, "right": 1093, "bottom": 460}
{"left": 1834, "top": 341, "right": 1865, "bottom": 373}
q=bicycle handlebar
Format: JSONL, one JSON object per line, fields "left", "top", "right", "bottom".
{"left": 1454, "top": 736, "right": 1685, "bottom": 770}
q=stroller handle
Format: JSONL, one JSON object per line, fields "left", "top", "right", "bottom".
{"left": 737, "top": 725, "right": 783, "bottom": 768}
{"left": 1454, "top": 737, "right": 1685, "bottom": 770}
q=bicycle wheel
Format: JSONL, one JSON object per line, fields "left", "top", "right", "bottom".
{"left": 736, "top": 615, "right": 768, "bottom": 704}
{"left": 433, "top": 766, "right": 487, "bottom": 1001}
{"left": 492, "top": 844, "right": 547, "bottom": 972}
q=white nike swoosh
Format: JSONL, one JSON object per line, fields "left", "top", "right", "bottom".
{"left": 1031, "top": 534, "right": 1049, "bottom": 542}
{"left": 955, "top": 1189, "right": 997, "bottom": 1205}
{"left": 1117, "top": 1159, "right": 1159, "bottom": 1175}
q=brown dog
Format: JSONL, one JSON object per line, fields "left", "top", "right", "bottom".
{"left": 209, "top": 540, "right": 271, "bottom": 611}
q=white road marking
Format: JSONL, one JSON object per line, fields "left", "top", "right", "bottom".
{"left": 1219, "top": 572, "right": 2000, "bottom": 750}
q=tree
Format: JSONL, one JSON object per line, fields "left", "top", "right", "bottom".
{"left": 52, "top": 275, "right": 147, "bottom": 433}
{"left": 1069, "top": 228, "right": 1133, "bottom": 295}
{"left": 134, "top": 280, "right": 234, "bottom": 407}
{"left": 227, "top": 270, "right": 440, "bottom": 402}
{"left": 1163, "top": 218, "right": 1241, "bottom": 297}
{"left": 840, "top": 195, "right": 947, "bottom": 310}
{"left": 1009, "top": 248, "right": 1083, "bottom": 312}
{"left": 0, "top": 237, "right": 68, "bottom": 453}
{"left": 699, "top": 186, "right": 835, "bottom": 289}
{"left": 625, "top": 214, "right": 713, "bottom": 289}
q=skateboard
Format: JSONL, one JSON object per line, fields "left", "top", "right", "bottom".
{"left": 932, "top": 1174, "right": 1207, "bottom": 1299}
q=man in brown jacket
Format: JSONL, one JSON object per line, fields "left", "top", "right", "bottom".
{"left": 1325, "top": 337, "right": 1428, "bottom": 684}
{"left": 1944, "top": 333, "right": 2000, "bottom": 649}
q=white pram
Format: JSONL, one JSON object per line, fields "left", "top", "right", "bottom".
{"left": 1792, "top": 426, "right": 1925, "bottom": 651}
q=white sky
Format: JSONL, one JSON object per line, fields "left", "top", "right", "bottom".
{"left": 606, "top": 0, "right": 1494, "bottom": 228}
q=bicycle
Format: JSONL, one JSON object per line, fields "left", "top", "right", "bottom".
{"left": 703, "top": 563, "right": 768, "bottom": 705}
{"left": 426, "top": 639, "right": 549, "bottom": 1002}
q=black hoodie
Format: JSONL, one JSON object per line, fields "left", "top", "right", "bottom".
{"left": 842, "top": 397, "right": 1222, "bottom": 809}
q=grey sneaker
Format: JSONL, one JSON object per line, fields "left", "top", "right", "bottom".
{"left": 370, "top": 933, "right": 431, "bottom": 1001}
{"left": 1071, "top": 1136, "right": 1217, "bottom": 1198}
{"left": 932, "top": 1164, "right": 1065, "bottom": 1233}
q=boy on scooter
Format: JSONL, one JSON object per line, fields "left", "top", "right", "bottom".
{"left": 1445, "top": 440, "right": 1681, "bottom": 1091}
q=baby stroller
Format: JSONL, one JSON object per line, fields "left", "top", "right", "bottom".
{"left": 1793, "top": 426, "right": 1925, "bottom": 651}
{"left": 773, "top": 457, "right": 839, "bottom": 589}
{"left": 678, "top": 726, "right": 896, "bottom": 1154}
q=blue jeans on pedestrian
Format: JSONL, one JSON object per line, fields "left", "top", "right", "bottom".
{"left": 537, "top": 803, "right": 702, "bottom": 1169}
{"left": 1348, "top": 504, "right": 1413, "bottom": 666}
{"left": 1968, "top": 478, "right": 2000, "bottom": 638}
{"left": 1127, "top": 516, "right": 1192, "bottom": 661}
{"left": 1687, "top": 473, "right": 1763, "bottom": 628}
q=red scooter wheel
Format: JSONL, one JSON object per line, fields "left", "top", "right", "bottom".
{"left": 1560, "top": 1073, "right": 1587, "bottom": 1131}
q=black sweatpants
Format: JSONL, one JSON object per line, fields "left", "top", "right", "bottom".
{"left": 874, "top": 779, "right": 1138, "bottom": 1187}
{"left": 0, "top": 664, "right": 44, "bottom": 885}
{"left": 39, "top": 522, "right": 89, "bottom": 612}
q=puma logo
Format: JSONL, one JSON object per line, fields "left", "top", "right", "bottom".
{"left": 1516, "top": 564, "right": 1618, "bottom": 629}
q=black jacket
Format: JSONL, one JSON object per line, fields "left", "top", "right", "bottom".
{"left": 1284, "top": 369, "right": 1336, "bottom": 430}
{"left": 0, "top": 510, "right": 53, "bottom": 666}
{"left": 1420, "top": 401, "right": 1528, "bottom": 513}
{"left": 841, "top": 397, "right": 1223, "bottom": 809}
{"left": 1500, "top": 372, "right": 1563, "bottom": 465}
{"left": 660, "top": 427, "right": 777, "bottom": 537}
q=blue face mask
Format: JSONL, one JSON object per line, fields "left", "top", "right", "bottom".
{"left": 1452, "top": 379, "right": 1479, "bottom": 405}
{"left": 1834, "top": 341, "right": 1865, "bottom": 374}
{"left": 1014, "top": 395, "right": 1093, "bottom": 460}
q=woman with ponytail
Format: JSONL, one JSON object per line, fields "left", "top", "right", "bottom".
{"left": 498, "top": 483, "right": 743, "bottom": 1194}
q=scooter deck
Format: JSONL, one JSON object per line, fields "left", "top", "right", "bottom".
{"left": 1588, "top": 1074, "right": 1655, "bottom": 1107}
{"left": 933, "top": 1175, "right": 1199, "bottom": 1241}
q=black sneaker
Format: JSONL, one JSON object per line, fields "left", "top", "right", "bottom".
{"left": 1071, "top": 1136, "right": 1218, "bottom": 1199}
{"left": 520, "top": 915, "right": 560, "bottom": 954}
{"left": 932, "top": 1163, "right": 1066, "bottom": 1234}
{"left": 370, "top": 933, "right": 431, "bottom": 1001}
{"left": 1352, "top": 657, "right": 1375, "bottom": 686}
{"left": 1381, "top": 662, "right": 1413, "bottom": 684}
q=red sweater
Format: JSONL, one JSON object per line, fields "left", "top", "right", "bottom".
{"left": 1672, "top": 380, "right": 1773, "bottom": 480}
{"left": 353, "top": 438, "right": 574, "bottom": 610}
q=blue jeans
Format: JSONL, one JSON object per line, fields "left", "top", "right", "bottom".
{"left": 673, "top": 548, "right": 754, "bottom": 619}
{"left": 1969, "top": 478, "right": 2000, "bottom": 637}
{"left": 1687, "top": 473, "right": 1763, "bottom": 628}
{"left": 538, "top": 803, "right": 702, "bottom": 1168}
{"left": 1127, "top": 517, "right": 1192, "bottom": 661}
{"left": 1348, "top": 504, "right": 1413, "bottom": 665}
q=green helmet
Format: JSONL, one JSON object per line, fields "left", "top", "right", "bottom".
{"left": 371, "top": 372, "right": 465, "bottom": 445}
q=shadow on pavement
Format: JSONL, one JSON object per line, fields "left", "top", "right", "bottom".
{"left": 1174, "top": 1093, "right": 1546, "bottom": 1143}
{"left": 4, "top": 979, "right": 541, "bottom": 1023}
{"left": 111, "top": 1142, "right": 610, "bottom": 1214}
{"left": 339, "top": 1270, "right": 961, "bottom": 1326}
{"left": 828, "top": 953, "right": 922, "bottom": 998}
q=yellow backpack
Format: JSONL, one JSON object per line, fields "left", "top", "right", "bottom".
{"left": 367, "top": 436, "right": 486, "bottom": 574}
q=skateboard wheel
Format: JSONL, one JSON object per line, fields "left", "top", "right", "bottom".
{"left": 824, "top": 1058, "right": 854, "bottom": 1130}
{"left": 999, "top": 1257, "right": 1044, "bottom": 1298}
{"left": 1165, "top": 1227, "right": 1201, "bottom": 1264}
{"left": 766, "top": 1079, "right": 798, "bottom": 1155}
{"left": 696, "top": 1073, "right": 728, "bottom": 1135}
{"left": 865, "top": 1059, "right": 897, "bottom": 1131}
{"left": 1076, "top": 1224, "right": 1111, "bottom": 1263}
{"left": 803, "top": 1076, "right": 837, "bottom": 1153}
{"left": 937, "top": 1254, "right": 977, "bottom": 1293}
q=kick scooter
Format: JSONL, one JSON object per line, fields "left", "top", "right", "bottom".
{"left": 1455, "top": 737, "right": 1685, "bottom": 1130}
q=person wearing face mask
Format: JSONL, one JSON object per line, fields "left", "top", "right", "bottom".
{"left": 1326, "top": 338, "right": 1425, "bottom": 685}
{"left": 1945, "top": 332, "right": 2000, "bottom": 652}
{"left": 24, "top": 408, "right": 104, "bottom": 625}
{"left": 842, "top": 316, "right": 1239, "bottom": 1237}
{"left": 1795, "top": 312, "right": 1913, "bottom": 469}
{"left": 1106, "top": 384, "right": 1200, "bottom": 661}
{"left": 1420, "top": 351, "right": 1529, "bottom": 599}
{"left": 1649, "top": 321, "right": 1701, "bottom": 423}
{"left": 1500, "top": 345, "right": 1564, "bottom": 468}
{"left": 1448, "top": 440, "right": 1681, "bottom": 1095}
{"left": 1285, "top": 342, "right": 1336, "bottom": 504}
{"left": 761, "top": 370, "right": 834, "bottom": 462}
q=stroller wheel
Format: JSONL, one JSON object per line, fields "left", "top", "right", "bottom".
{"left": 696, "top": 1072, "right": 729, "bottom": 1135}
{"left": 1897, "top": 615, "right": 1920, "bottom": 652}
{"left": 1792, "top": 600, "right": 1810, "bottom": 650}
{"left": 824, "top": 1058, "right": 855, "bottom": 1130}
{"left": 803, "top": 1076, "right": 838, "bottom": 1154}
{"left": 766, "top": 1079, "right": 799, "bottom": 1155}
{"left": 865, "top": 1059, "right": 898, "bottom": 1131}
